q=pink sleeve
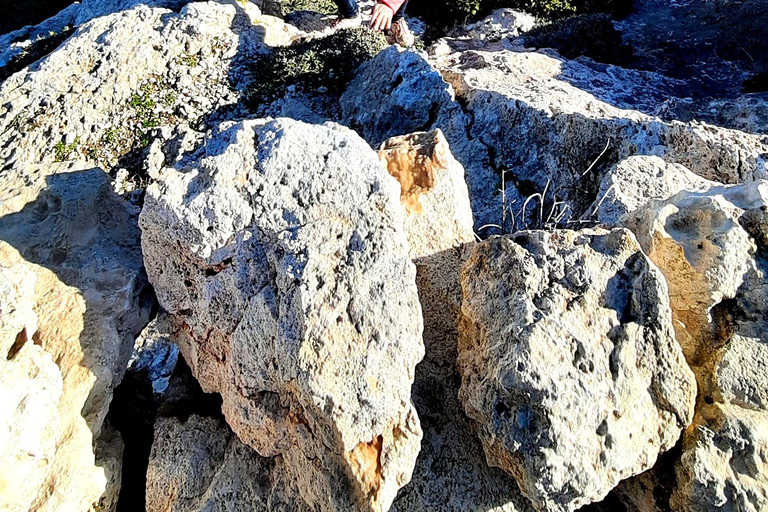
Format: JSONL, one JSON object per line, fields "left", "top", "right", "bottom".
{"left": 378, "top": 0, "right": 406, "bottom": 13}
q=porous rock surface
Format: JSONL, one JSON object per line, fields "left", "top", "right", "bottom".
{"left": 622, "top": 180, "right": 768, "bottom": 511}
{"left": 0, "top": 1, "right": 298, "bottom": 176}
{"left": 146, "top": 414, "right": 309, "bottom": 512}
{"left": 592, "top": 155, "right": 715, "bottom": 226}
{"left": 377, "top": 133, "right": 534, "bottom": 512}
{"left": 343, "top": 46, "right": 768, "bottom": 230}
{"left": 0, "top": 162, "right": 153, "bottom": 512}
{"left": 457, "top": 229, "right": 696, "bottom": 512}
{"left": 139, "top": 118, "right": 424, "bottom": 512}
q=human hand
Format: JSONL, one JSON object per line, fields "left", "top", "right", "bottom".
{"left": 370, "top": 2, "right": 394, "bottom": 31}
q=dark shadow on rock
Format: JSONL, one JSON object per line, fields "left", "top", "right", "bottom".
{"left": 391, "top": 243, "right": 536, "bottom": 512}
{"left": 108, "top": 354, "right": 223, "bottom": 512}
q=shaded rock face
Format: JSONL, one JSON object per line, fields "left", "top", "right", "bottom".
{"left": 341, "top": 47, "right": 499, "bottom": 232}
{"left": 146, "top": 414, "right": 310, "bottom": 512}
{"left": 0, "top": 162, "right": 153, "bottom": 512}
{"left": 457, "top": 230, "right": 696, "bottom": 512}
{"left": 374, "top": 130, "right": 533, "bottom": 511}
{"left": 139, "top": 118, "right": 424, "bottom": 512}
{"left": 621, "top": 181, "right": 768, "bottom": 511}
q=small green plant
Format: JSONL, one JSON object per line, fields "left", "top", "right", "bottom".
{"left": 177, "top": 54, "right": 199, "bottom": 67}
{"left": 54, "top": 136, "right": 79, "bottom": 162}
{"left": 104, "top": 127, "right": 117, "bottom": 144}
{"left": 247, "top": 28, "right": 386, "bottom": 107}
{"left": 282, "top": 0, "right": 338, "bottom": 15}
{"left": 129, "top": 86, "right": 160, "bottom": 129}
{"left": 163, "top": 91, "right": 177, "bottom": 107}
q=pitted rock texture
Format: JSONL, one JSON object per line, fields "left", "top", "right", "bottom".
{"left": 342, "top": 46, "right": 768, "bottom": 231}
{"left": 0, "top": 1, "right": 298, "bottom": 176}
{"left": 592, "top": 155, "right": 715, "bottom": 226}
{"left": 0, "top": 162, "right": 153, "bottom": 512}
{"left": 433, "top": 49, "right": 768, "bottom": 220}
{"left": 621, "top": 180, "right": 768, "bottom": 511}
{"left": 623, "top": 181, "right": 768, "bottom": 401}
{"left": 457, "top": 229, "right": 696, "bottom": 512}
{"left": 139, "top": 118, "right": 424, "bottom": 512}
{"left": 146, "top": 414, "right": 310, "bottom": 512}
{"left": 671, "top": 403, "right": 768, "bottom": 512}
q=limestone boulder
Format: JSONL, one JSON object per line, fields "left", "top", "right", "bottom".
{"left": 343, "top": 47, "right": 768, "bottom": 230}
{"left": 140, "top": 118, "right": 424, "bottom": 512}
{"left": 0, "top": 162, "right": 153, "bottom": 512}
{"left": 374, "top": 130, "right": 533, "bottom": 511}
{"left": 377, "top": 129, "right": 475, "bottom": 258}
{"left": 671, "top": 403, "right": 768, "bottom": 512}
{"left": 341, "top": 47, "right": 499, "bottom": 232}
{"left": 457, "top": 229, "right": 696, "bottom": 512}
{"left": 0, "top": 1, "right": 298, "bottom": 177}
{"left": 622, "top": 180, "right": 768, "bottom": 511}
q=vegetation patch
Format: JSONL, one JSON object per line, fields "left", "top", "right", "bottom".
{"left": 54, "top": 136, "right": 79, "bottom": 161}
{"left": 282, "top": 0, "right": 338, "bottom": 16}
{"left": 247, "top": 28, "right": 386, "bottom": 107}
{"left": 409, "top": 0, "right": 632, "bottom": 36}
{"left": 524, "top": 14, "right": 633, "bottom": 65}
{"left": 0, "top": 26, "right": 73, "bottom": 83}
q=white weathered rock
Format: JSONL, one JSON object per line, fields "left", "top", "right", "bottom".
{"left": 146, "top": 414, "right": 310, "bottom": 512}
{"left": 129, "top": 317, "right": 180, "bottom": 395}
{"left": 140, "top": 118, "right": 424, "bottom": 512}
{"left": 592, "top": 155, "right": 716, "bottom": 226}
{"left": 451, "top": 8, "right": 536, "bottom": 42}
{"left": 623, "top": 181, "right": 768, "bottom": 392}
{"left": 0, "top": 244, "right": 63, "bottom": 512}
{"left": 0, "top": 1, "right": 298, "bottom": 173}
{"left": 457, "top": 229, "right": 696, "bottom": 512}
{"left": 343, "top": 47, "right": 768, "bottom": 229}
{"left": 671, "top": 403, "right": 768, "bottom": 512}
{"left": 0, "top": 162, "right": 152, "bottom": 512}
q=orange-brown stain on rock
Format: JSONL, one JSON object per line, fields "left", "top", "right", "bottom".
{"left": 345, "top": 434, "right": 384, "bottom": 503}
{"left": 378, "top": 129, "right": 450, "bottom": 213}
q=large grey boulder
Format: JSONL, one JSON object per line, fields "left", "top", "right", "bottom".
{"left": 139, "top": 118, "right": 424, "bottom": 512}
{"left": 0, "top": 162, "right": 153, "bottom": 512}
{"left": 457, "top": 229, "right": 696, "bottom": 512}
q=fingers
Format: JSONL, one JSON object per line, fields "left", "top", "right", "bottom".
{"left": 370, "top": 4, "right": 393, "bottom": 31}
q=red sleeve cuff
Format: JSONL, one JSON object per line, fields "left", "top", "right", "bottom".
{"left": 378, "top": 0, "right": 405, "bottom": 13}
